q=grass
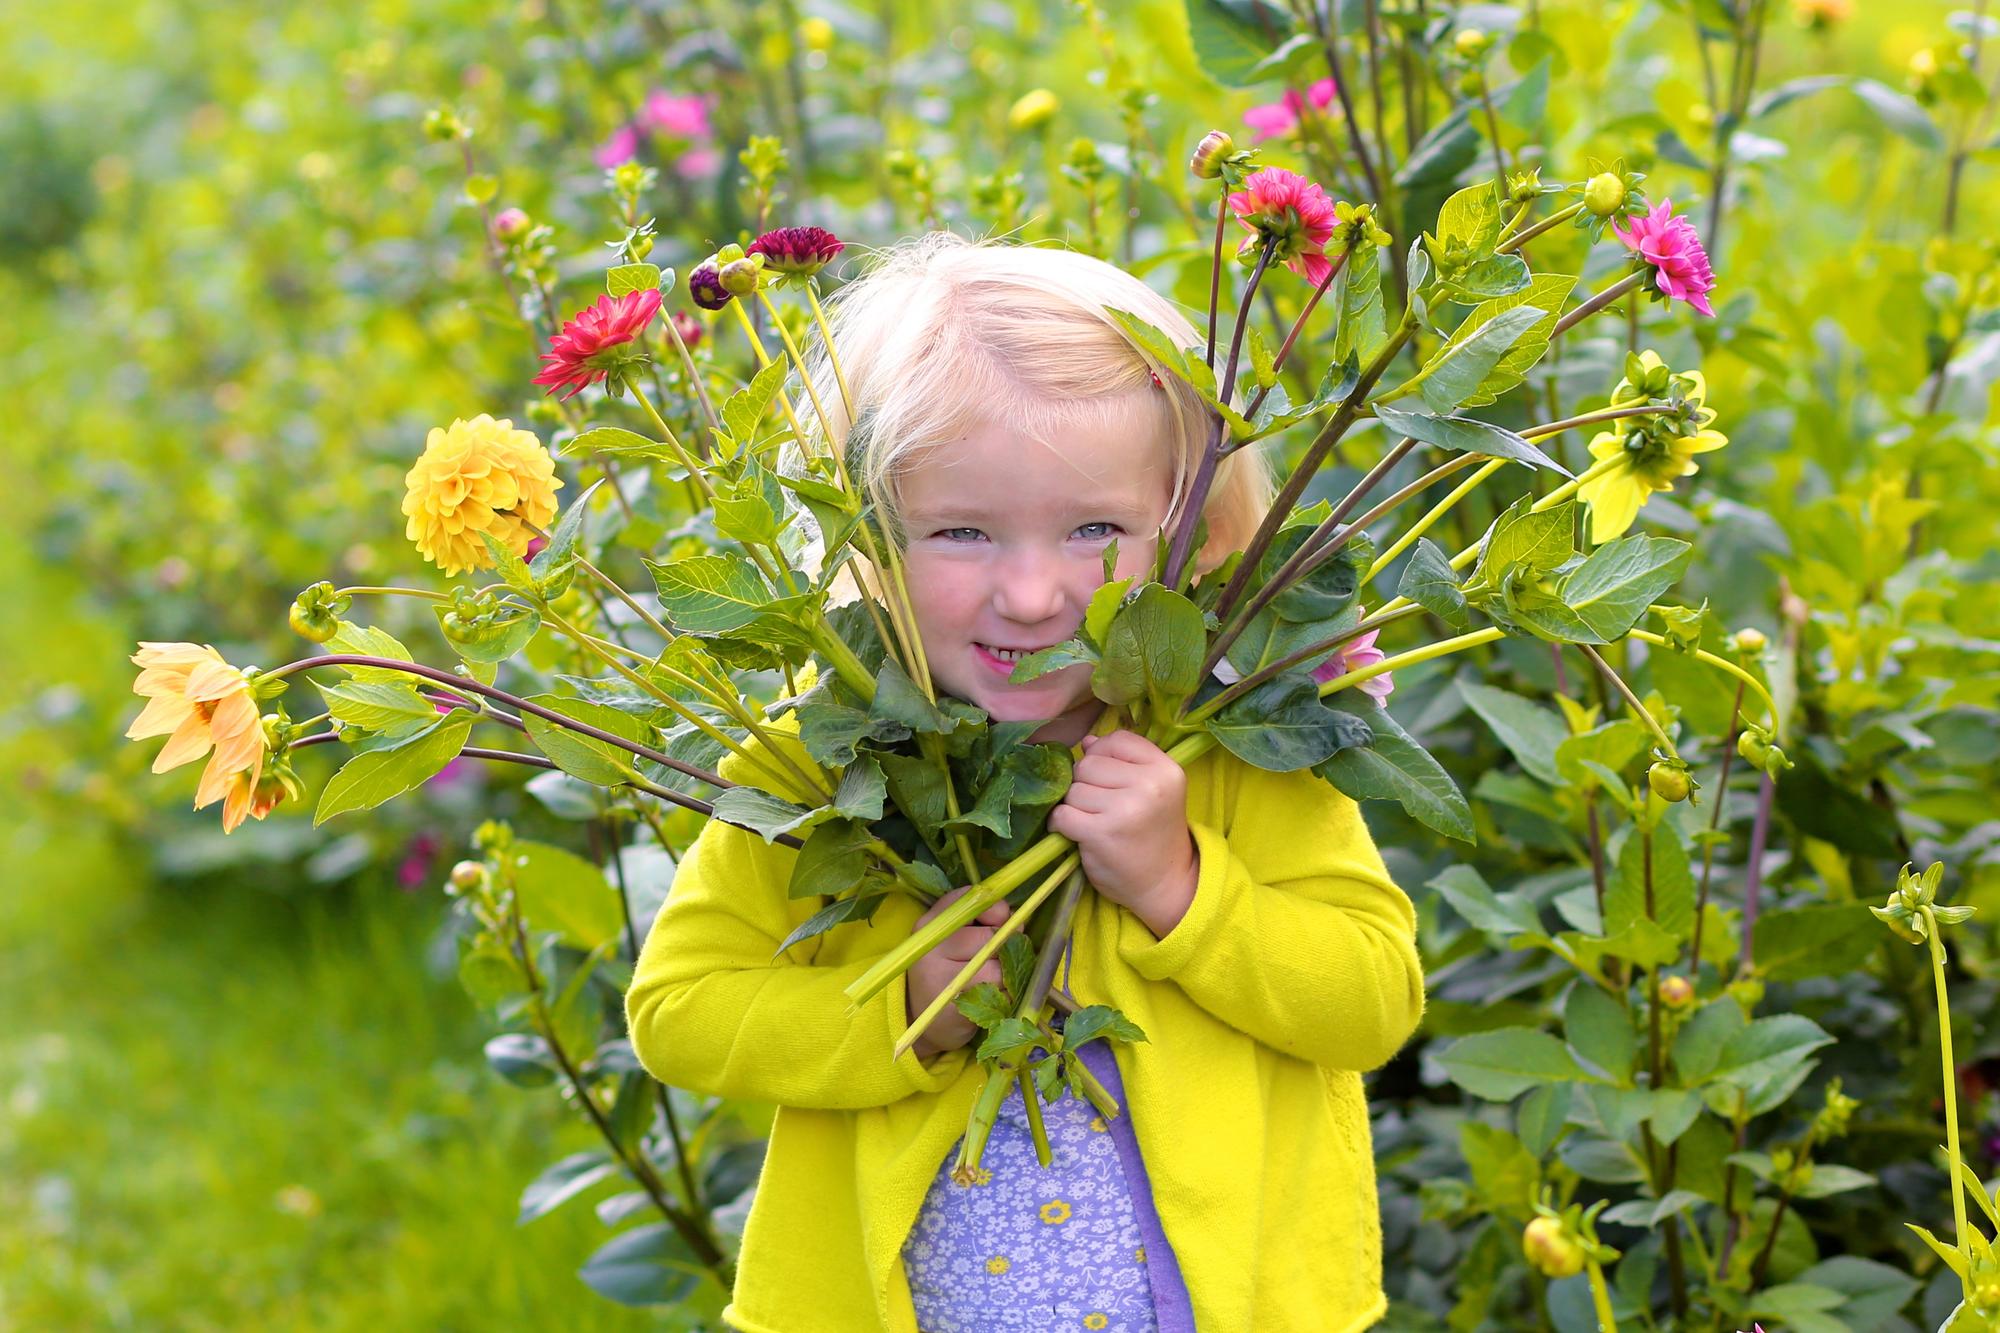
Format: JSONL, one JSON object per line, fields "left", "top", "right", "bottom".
{"left": 0, "top": 790, "right": 677, "bottom": 1330}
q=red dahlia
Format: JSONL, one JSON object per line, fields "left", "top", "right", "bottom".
{"left": 746, "top": 225, "right": 845, "bottom": 279}
{"left": 532, "top": 288, "right": 663, "bottom": 399}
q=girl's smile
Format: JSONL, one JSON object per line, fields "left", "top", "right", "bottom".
{"left": 895, "top": 409, "right": 1174, "bottom": 746}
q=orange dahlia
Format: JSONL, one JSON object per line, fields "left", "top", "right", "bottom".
{"left": 126, "top": 642, "right": 269, "bottom": 829}
{"left": 402, "top": 414, "right": 563, "bottom": 575}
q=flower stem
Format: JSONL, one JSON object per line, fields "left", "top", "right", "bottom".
{"left": 1244, "top": 251, "right": 1348, "bottom": 421}
{"left": 1585, "top": 1259, "right": 1619, "bottom": 1332}
{"left": 1498, "top": 202, "right": 1584, "bottom": 254}
{"left": 1689, "top": 681, "right": 1745, "bottom": 971}
{"left": 1927, "top": 905, "right": 1972, "bottom": 1268}
{"left": 757, "top": 289, "right": 842, "bottom": 449}
{"left": 1552, "top": 270, "right": 1648, "bottom": 338}
{"left": 333, "top": 585, "right": 449, "bottom": 602}
{"left": 624, "top": 381, "right": 715, "bottom": 503}
{"left": 805, "top": 281, "right": 855, "bottom": 423}
{"left": 1624, "top": 630, "right": 1781, "bottom": 737}
{"left": 1576, "top": 642, "right": 1676, "bottom": 757}
{"left": 571, "top": 551, "right": 675, "bottom": 642}
{"left": 1205, "top": 189, "right": 1228, "bottom": 371}
{"left": 726, "top": 299, "right": 810, "bottom": 441}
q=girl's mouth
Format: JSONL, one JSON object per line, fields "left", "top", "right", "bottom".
{"left": 974, "top": 642, "right": 1045, "bottom": 676}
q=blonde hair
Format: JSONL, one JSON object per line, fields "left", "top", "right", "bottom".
{"left": 795, "top": 233, "right": 1271, "bottom": 575}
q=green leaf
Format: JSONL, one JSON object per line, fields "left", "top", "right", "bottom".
{"left": 954, "top": 982, "right": 1015, "bottom": 1031}
{"left": 1432, "top": 182, "right": 1503, "bottom": 253}
{"left": 1450, "top": 273, "right": 1579, "bottom": 408}
{"left": 1554, "top": 720, "right": 1650, "bottom": 788}
{"left": 1331, "top": 238, "right": 1387, "bottom": 365}
{"left": 532, "top": 477, "right": 605, "bottom": 580}
{"left": 1427, "top": 864, "right": 1540, "bottom": 938}
{"left": 1092, "top": 582, "right": 1207, "bottom": 710}
{"left": 1106, "top": 308, "right": 1197, "bottom": 385}
{"left": 438, "top": 603, "right": 542, "bottom": 664}
{"left": 1183, "top": 0, "right": 1296, "bottom": 87}
{"left": 1564, "top": 984, "right": 1637, "bottom": 1085}
{"left": 315, "top": 679, "right": 440, "bottom": 738}
{"left": 521, "top": 693, "right": 654, "bottom": 786}
{"left": 1794, "top": 1258, "right": 1920, "bottom": 1332}
{"left": 577, "top": 1223, "right": 701, "bottom": 1307}
{"left": 976, "top": 1016, "right": 1043, "bottom": 1063}
{"left": 1373, "top": 402, "right": 1569, "bottom": 475}
{"left": 1750, "top": 905, "right": 1879, "bottom": 981}
{"left": 709, "top": 785, "right": 833, "bottom": 843}
{"left": 1439, "top": 253, "right": 1532, "bottom": 304}
{"left": 1395, "top": 103, "right": 1481, "bottom": 190}
{"left": 1850, "top": 77, "right": 1944, "bottom": 149}
{"left": 315, "top": 712, "right": 471, "bottom": 824}
{"left": 519, "top": 1150, "right": 618, "bottom": 1225}
{"left": 478, "top": 529, "right": 539, "bottom": 596}
{"left": 1561, "top": 535, "right": 1694, "bottom": 640}
{"left": 1460, "top": 1121, "right": 1540, "bottom": 1215}
{"left": 1470, "top": 494, "right": 1576, "bottom": 588}
{"left": 646, "top": 552, "right": 777, "bottom": 635}
{"left": 561, "top": 426, "right": 678, "bottom": 464}
{"left": 870, "top": 660, "right": 957, "bottom": 735}
{"left": 1209, "top": 670, "right": 1372, "bottom": 771}
{"left": 1010, "top": 638, "right": 1099, "bottom": 684}
{"left": 1253, "top": 524, "right": 1365, "bottom": 624}
{"left": 714, "top": 464, "right": 787, "bottom": 549}
{"left": 774, "top": 892, "right": 887, "bottom": 957}
{"left": 1709, "top": 1015, "right": 1834, "bottom": 1091}
{"left": 484, "top": 1032, "right": 557, "bottom": 1088}
{"left": 606, "top": 262, "right": 663, "bottom": 296}
{"left": 786, "top": 819, "right": 874, "bottom": 899}
{"left": 1517, "top": 1083, "right": 1572, "bottom": 1158}
{"left": 511, "top": 840, "right": 624, "bottom": 950}
{"left": 1603, "top": 821, "right": 1695, "bottom": 943}
{"left": 1414, "top": 305, "right": 1545, "bottom": 414}
{"left": 1672, "top": 999, "right": 1747, "bottom": 1085}
{"left": 1062, "top": 1005, "right": 1147, "bottom": 1049}
{"left": 1437, "top": 1026, "right": 1591, "bottom": 1100}
{"left": 1315, "top": 695, "right": 1474, "bottom": 842}
{"left": 1600, "top": 1188, "right": 1707, "bottom": 1228}
{"left": 1457, "top": 680, "right": 1567, "bottom": 786}
{"left": 1395, "top": 539, "right": 1470, "bottom": 629}
{"left": 324, "top": 621, "right": 417, "bottom": 684}
{"left": 722, "top": 357, "right": 791, "bottom": 444}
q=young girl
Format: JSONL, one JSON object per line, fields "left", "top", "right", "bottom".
{"left": 625, "top": 235, "right": 1425, "bottom": 1332}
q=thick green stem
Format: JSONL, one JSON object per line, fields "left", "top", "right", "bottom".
{"left": 1586, "top": 1259, "right": 1619, "bottom": 1331}
{"left": 1929, "top": 908, "right": 1972, "bottom": 1266}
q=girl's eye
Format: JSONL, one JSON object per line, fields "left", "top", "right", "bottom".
{"left": 937, "top": 528, "right": 986, "bottom": 542}
{"left": 1074, "top": 522, "right": 1119, "bottom": 541}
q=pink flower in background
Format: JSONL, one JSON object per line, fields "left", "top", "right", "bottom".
{"left": 397, "top": 831, "right": 442, "bottom": 890}
{"left": 675, "top": 148, "right": 720, "bottom": 179}
{"left": 1244, "top": 79, "right": 1339, "bottom": 141}
{"left": 1227, "top": 166, "right": 1339, "bottom": 285}
{"left": 1311, "top": 613, "right": 1394, "bottom": 704}
{"left": 1613, "top": 199, "right": 1717, "bottom": 317}
{"left": 639, "top": 91, "right": 710, "bottom": 139}
{"left": 595, "top": 124, "right": 639, "bottom": 169}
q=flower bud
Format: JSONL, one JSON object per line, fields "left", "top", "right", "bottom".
{"left": 1191, "top": 130, "right": 1236, "bottom": 180}
{"left": 491, "top": 207, "right": 531, "bottom": 241}
{"left": 1583, "top": 172, "right": 1627, "bottom": 218}
{"left": 1454, "top": 28, "right": 1490, "bottom": 58}
{"left": 287, "top": 581, "right": 344, "bottom": 643}
{"left": 1008, "top": 88, "right": 1061, "bottom": 133}
{"left": 423, "top": 106, "right": 466, "bottom": 141}
{"left": 1730, "top": 627, "right": 1768, "bottom": 654}
{"left": 448, "top": 860, "right": 487, "bottom": 893}
{"left": 672, "top": 309, "right": 704, "bottom": 348}
{"left": 1455, "top": 70, "right": 1485, "bottom": 98}
{"left": 688, "top": 260, "right": 731, "bottom": 311}
{"left": 719, "top": 255, "right": 765, "bottom": 296}
{"left": 628, "top": 232, "right": 655, "bottom": 261}
{"left": 1523, "top": 1216, "right": 1585, "bottom": 1279}
{"left": 1660, "top": 975, "right": 1695, "bottom": 1009}
{"left": 1649, "top": 761, "right": 1691, "bottom": 803}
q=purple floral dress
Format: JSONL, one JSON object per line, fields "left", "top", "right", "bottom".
{"left": 901, "top": 1032, "right": 1196, "bottom": 1333}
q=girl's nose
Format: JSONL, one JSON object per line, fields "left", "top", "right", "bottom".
{"left": 992, "top": 553, "right": 1070, "bottom": 626}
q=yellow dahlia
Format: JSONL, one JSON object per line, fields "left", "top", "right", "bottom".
{"left": 1578, "top": 352, "right": 1726, "bottom": 543}
{"left": 126, "top": 642, "right": 268, "bottom": 827}
{"left": 402, "top": 414, "right": 562, "bottom": 575}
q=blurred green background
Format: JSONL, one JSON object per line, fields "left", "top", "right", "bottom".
{"left": 5, "top": 0, "right": 1994, "bottom": 1326}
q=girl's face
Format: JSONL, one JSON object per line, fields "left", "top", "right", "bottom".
{"left": 897, "top": 411, "right": 1175, "bottom": 747}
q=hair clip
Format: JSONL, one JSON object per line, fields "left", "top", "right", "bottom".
{"left": 1148, "top": 370, "right": 1164, "bottom": 390}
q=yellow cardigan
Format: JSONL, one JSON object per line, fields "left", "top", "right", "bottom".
{"left": 626, "top": 717, "right": 1425, "bottom": 1332}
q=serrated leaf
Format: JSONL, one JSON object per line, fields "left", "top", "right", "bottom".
{"left": 1374, "top": 402, "right": 1569, "bottom": 475}
{"left": 532, "top": 477, "right": 605, "bottom": 579}
{"left": 606, "top": 262, "right": 663, "bottom": 296}
{"left": 1561, "top": 535, "right": 1694, "bottom": 640}
{"left": 1471, "top": 494, "right": 1576, "bottom": 588}
{"left": 774, "top": 892, "right": 887, "bottom": 957}
{"left": 316, "top": 679, "right": 441, "bottom": 738}
{"left": 521, "top": 694, "right": 654, "bottom": 786}
{"left": 786, "top": 819, "right": 874, "bottom": 899}
{"left": 315, "top": 712, "right": 472, "bottom": 824}
{"left": 1208, "top": 670, "right": 1372, "bottom": 771}
{"left": 1061, "top": 1005, "right": 1147, "bottom": 1049}
{"left": 561, "top": 426, "right": 678, "bottom": 463}
{"left": 1315, "top": 694, "right": 1473, "bottom": 842}
{"left": 722, "top": 357, "right": 791, "bottom": 443}
{"left": 976, "top": 1016, "right": 1043, "bottom": 1063}
{"left": 1451, "top": 274, "right": 1579, "bottom": 408}
{"left": 955, "top": 982, "right": 1015, "bottom": 1031}
{"left": 646, "top": 552, "right": 776, "bottom": 635}
{"left": 709, "top": 785, "right": 833, "bottom": 843}
{"left": 1395, "top": 539, "right": 1469, "bottom": 629}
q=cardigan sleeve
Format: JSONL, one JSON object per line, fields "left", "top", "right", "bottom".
{"left": 624, "top": 738, "right": 972, "bottom": 1109}
{"left": 1114, "top": 759, "right": 1425, "bottom": 1071}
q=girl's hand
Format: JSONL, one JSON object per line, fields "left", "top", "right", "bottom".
{"left": 904, "top": 887, "right": 1010, "bottom": 1062}
{"left": 1045, "top": 730, "right": 1198, "bottom": 940}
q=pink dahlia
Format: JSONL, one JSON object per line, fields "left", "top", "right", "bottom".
{"left": 1243, "top": 79, "right": 1339, "bottom": 141}
{"left": 638, "top": 90, "right": 710, "bottom": 139}
{"left": 1227, "top": 167, "right": 1339, "bottom": 286}
{"left": 746, "top": 225, "right": 846, "bottom": 279}
{"left": 1613, "top": 199, "right": 1716, "bottom": 317}
{"left": 532, "top": 288, "right": 663, "bottom": 399}
{"left": 1311, "top": 613, "right": 1394, "bottom": 703}
{"left": 594, "top": 124, "right": 639, "bottom": 169}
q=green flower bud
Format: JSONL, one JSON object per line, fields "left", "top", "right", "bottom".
{"left": 1660, "top": 975, "right": 1695, "bottom": 1009}
{"left": 1191, "top": 130, "right": 1236, "bottom": 180}
{"left": 1523, "top": 1216, "right": 1585, "bottom": 1278}
{"left": 1583, "top": 171, "right": 1627, "bottom": 218}
{"left": 448, "top": 860, "right": 487, "bottom": 893}
{"left": 719, "top": 255, "right": 764, "bottom": 296}
{"left": 1730, "top": 626, "right": 1768, "bottom": 654}
{"left": 423, "top": 106, "right": 466, "bottom": 141}
{"left": 1455, "top": 69, "right": 1485, "bottom": 97}
{"left": 1007, "top": 88, "right": 1061, "bottom": 133}
{"left": 1649, "top": 761, "right": 1691, "bottom": 803}
{"left": 1454, "top": 28, "right": 1491, "bottom": 58}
